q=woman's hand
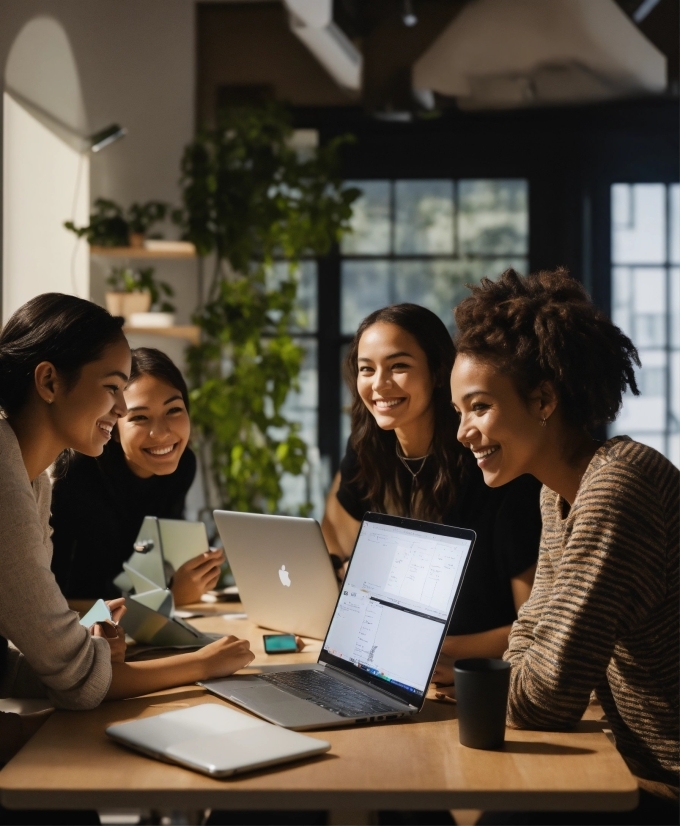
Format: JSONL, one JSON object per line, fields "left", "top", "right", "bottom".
{"left": 105, "top": 597, "right": 126, "bottom": 624}
{"left": 171, "top": 549, "right": 224, "bottom": 606}
{"left": 92, "top": 621, "right": 126, "bottom": 663}
{"left": 195, "top": 635, "right": 254, "bottom": 681}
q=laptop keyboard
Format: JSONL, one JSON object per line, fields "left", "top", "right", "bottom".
{"left": 257, "top": 670, "right": 398, "bottom": 718}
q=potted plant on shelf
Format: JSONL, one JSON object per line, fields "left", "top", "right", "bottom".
{"left": 105, "top": 266, "right": 176, "bottom": 324}
{"left": 174, "top": 103, "right": 359, "bottom": 520}
{"left": 65, "top": 199, "right": 170, "bottom": 248}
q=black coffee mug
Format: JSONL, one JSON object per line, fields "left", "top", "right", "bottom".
{"left": 454, "top": 657, "right": 511, "bottom": 750}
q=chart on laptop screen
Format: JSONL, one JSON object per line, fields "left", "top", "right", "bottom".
{"left": 323, "top": 522, "right": 471, "bottom": 697}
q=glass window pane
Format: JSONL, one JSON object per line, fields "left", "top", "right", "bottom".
{"left": 631, "top": 267, "right": 666, "bottom": 348}
{"left": 612, "top": 184, "right": 666, "bottom": 264}
{"left": 610, "top": 349, "right": 667, "bottom": 436}
{"left": 394, "top": 180, "right": 454, "bottom": 254}
{"left": 612, "top": 266, "right": 633, "bottom": 339}
{"left": 268, "top": 260, "right": 317, "bottom": 332}
{"left": 340, "top": 180, "right": 391, "bottom": 255}
{"left": 278, "top": 338, "right": 319, "bottom": 515}
{"left": 672, "top": 267, "right": 680, "bottom": 349}
{"left": 341, "top": 260, "right": 391, "bottom": 335}
{"left": 671, "top": 184, "right": 680, "bottom": 265}
{"left": 392, "top": 258, "right": 527, "bottom": 334}
{"left": 458, "top": 180, "right": 528, "bottom": 256}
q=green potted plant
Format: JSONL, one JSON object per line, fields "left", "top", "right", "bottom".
{"left": 65, "top": 199, "right": 170, "bottom": 248}
{"left": 105, "top": 266, "right": 176, "bottom": 322}
{"left": 174, "top": 103, "right": 360, "bottom": 519}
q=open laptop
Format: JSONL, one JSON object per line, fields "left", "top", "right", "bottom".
{"left": 213, "top": 510, "right": 340, "bottom": 640}
{"left": 202, "top": 512, "right": 475, "bottom": 730}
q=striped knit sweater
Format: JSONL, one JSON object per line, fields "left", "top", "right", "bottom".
{"left": 504, "top": 437, "right": 679, "bottom": 797}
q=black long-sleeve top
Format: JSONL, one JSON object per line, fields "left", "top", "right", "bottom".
{"left": 50, "top": 441, "right": 196, "bottom": 599}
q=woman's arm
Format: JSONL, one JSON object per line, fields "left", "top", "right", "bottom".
{"left": 505, "top": 463, "right": 667, "bottom": 731}
{"left": 321, "top": 472, "right": 361, "bottom": 562}
{"left": 105, "top": 635, "right": 254, "bottom": 701}
{"left": 433, "top": 562, "right": 537, "bottom": 684}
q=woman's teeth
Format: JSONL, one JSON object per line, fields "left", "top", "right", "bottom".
{"left": 374, "top": 398, "right": 404, "bottom": 410}
{"left": 97, "top": 422, "right": 113, "bottom": 436}
{"left": 473, "top": 446, "right": 500, "bottom": 460}
{"left": 145, "top": 445, "right": 175, "bottom": 456}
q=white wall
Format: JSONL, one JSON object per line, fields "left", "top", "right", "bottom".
{"left": 0, "top": 0, "right": 197, "bottom": 323}
{"left": 2, "top": 92, "right": 89, "bottom": 320}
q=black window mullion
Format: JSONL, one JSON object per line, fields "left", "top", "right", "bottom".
{"left": 317, "top": 248, "right": 342, "bottom": 474}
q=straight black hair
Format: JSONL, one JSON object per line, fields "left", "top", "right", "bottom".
{"left": 128, "top": 348, "right": 190, "bottom": 411}
{"left": 0, "top": 293, "right": 125, "bottom": 417}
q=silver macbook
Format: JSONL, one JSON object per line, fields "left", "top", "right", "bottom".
{"left": 106, "top": 703, "right": 330, "bottom": 777}
{"left": 202, "top": 512, "right": 475, "bottom": 730}
{"left": 213, "top": 510, "right": 340, "bottom": 640}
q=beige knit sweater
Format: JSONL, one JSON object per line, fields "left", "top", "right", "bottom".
{"left": 505, "top": 437, "right": 679, "bottom": 797}
{"left": 0, "top": 419, "right": 111, "bottom": 709}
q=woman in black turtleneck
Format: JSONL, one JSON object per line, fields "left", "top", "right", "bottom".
{"left": 51, "top": 348, "right": 222, "bottom": 604}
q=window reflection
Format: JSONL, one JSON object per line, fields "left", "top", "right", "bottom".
{"left": 610, "top": 184, "right": 679, "bottom": 466}
{"left": 339, "top": 178, "right": 530, "bottom": 456}
{"left": 458, "top": 180, "right": 528, "bottom": 256}
{"left": 394, "top": 180, "right": 454, "bottom": 255}
{"left": 341, "top": 181, "right": 391, "bottom": 255}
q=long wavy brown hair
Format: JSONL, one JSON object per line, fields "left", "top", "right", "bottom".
{"left": 343, "top": 304, "right": 466, "bottom": 522}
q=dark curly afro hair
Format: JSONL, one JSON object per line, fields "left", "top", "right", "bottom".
{"left": 453, "top": 268, "right": 640, "bottom": 434}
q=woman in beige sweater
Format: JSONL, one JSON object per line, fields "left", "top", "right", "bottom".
{"left": 0, "top": 293, "right": 253, "bottom": 716}
{"left": 450, "top": 268, "right": 678, "bottom": 823}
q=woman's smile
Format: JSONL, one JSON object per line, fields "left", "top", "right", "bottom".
{"left": 470, "top": 444, "right": 501, "bottom": 468}
{"left": 373, "top": 396, "right": 406, "bottom": 411}
{"left": 143, "top": 442, "right": 179, "bottom": 457}
{"left": 96, "top": 419, "right": 115, "bottom": 441}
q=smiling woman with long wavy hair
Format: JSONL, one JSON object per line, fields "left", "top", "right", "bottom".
{"left": 321, "top": 303, "right": 543, "bottom": 680}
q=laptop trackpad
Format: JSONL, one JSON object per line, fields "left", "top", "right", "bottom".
{"left": 229, "top": 685, "right": 340, "bottom": 728}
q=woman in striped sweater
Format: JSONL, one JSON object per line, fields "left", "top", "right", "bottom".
{"left": 450, "top": 268, "right": 678, "bottom": 823}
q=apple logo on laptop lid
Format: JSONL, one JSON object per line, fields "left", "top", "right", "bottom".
{"left": 278, "top": 565, "right": 291, "bottom": 587}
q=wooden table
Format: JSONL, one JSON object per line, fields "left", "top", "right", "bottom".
{"left": 0, "top": 607, "right": 639, "bottom": 820}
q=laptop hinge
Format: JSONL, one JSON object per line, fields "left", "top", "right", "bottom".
{"left": 322, "top": 662, "right": 418, "bottom": 709}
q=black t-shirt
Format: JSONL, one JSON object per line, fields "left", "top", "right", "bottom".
{"left": 336, "top": 440, "right": 542, "bottom": 636}
{"left": 50, "top": 441, "right": 196, "bottom": 599}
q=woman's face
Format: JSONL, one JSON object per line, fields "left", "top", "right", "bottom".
{"left": 50, "top": 336, "right": 131, "bottom": 456}
{"left": 118, "top": 374, "right": 191, "bottom": 478}
{"left": 356, "top": 322, "right": 435, "bottom": 437}
{"left": 451, "top": 354, "right": 546, "bottom": 487}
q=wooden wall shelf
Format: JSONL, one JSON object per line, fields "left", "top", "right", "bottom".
{"left": 123, "top": 325, "right": 200, "bottom": 345}
{"left": 91, "top": 246, "right": 196, "bottom": 259}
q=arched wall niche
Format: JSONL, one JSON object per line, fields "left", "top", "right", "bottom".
{"left": 3, "top": 15, "right": 89, "bottom": 322}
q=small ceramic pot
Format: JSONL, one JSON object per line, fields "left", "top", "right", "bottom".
{"left": 105, "top": 290, "right": 152, "bottom": 321}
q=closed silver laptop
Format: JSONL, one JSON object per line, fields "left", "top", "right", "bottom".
{"left": 213, "top": 510, "right": 340, "bottom": 640}
{"left": 106, "top": 703, "right": 330, "bottom": 777}
{"left": 202, "top": 512, "right": 475, "bottom": 730}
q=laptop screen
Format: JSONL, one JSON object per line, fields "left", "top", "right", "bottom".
{"left": 320, "top": 513, "right": 475, "bottom": 706}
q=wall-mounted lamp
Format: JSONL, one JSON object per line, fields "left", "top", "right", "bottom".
{"left": 89, "top": 124, "right": 127, "bottom": 153}
{"left": 402, "top": 0, "right": 418, "bottom": 27}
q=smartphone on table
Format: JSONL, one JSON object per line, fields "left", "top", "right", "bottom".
{"left": 263, "top": 633, "right": 298, "bottom": 654}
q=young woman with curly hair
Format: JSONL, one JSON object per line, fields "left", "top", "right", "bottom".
{"left": 451, "top": 268, "right": 678, "bottom": 822}
{"left": 322, "top": 303, "right": 542, "bottom": 674}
